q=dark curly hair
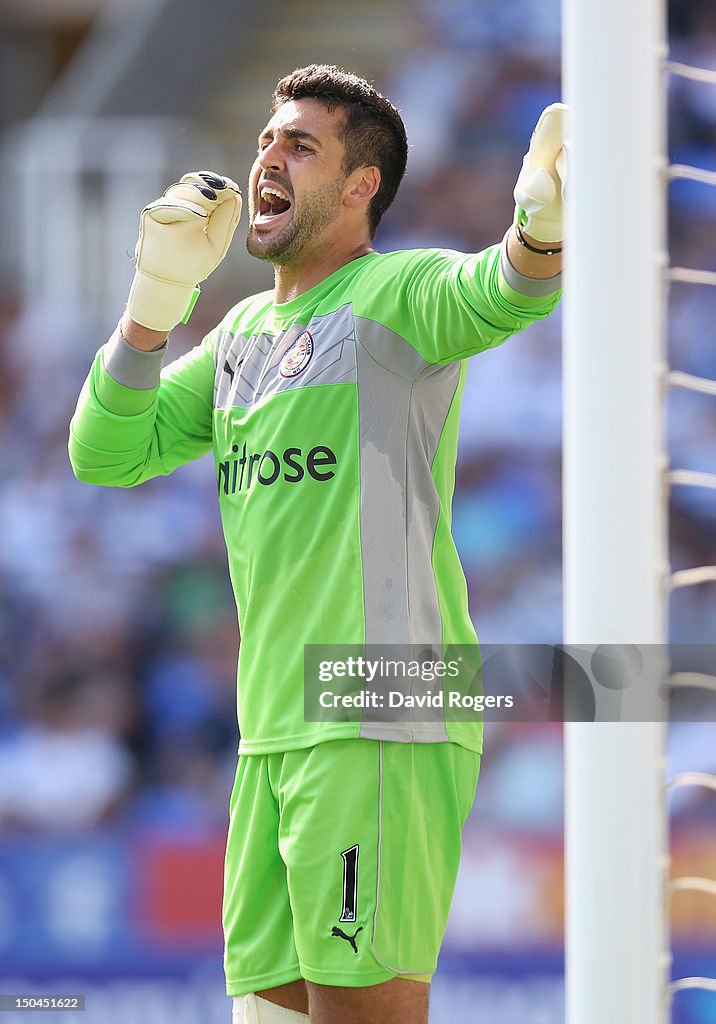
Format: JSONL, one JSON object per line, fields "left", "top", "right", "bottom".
{"left": 272, "top": 64, "right": 408, "bottom": 239}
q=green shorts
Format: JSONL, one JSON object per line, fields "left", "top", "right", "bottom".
{"left": 222, "top": 738, "right": 480, "bottom": 995}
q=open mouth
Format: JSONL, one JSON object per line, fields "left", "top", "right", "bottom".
{"left": 254, "top": 183, "right": 292, "bottom": 227}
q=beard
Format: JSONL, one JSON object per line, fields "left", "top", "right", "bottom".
{"left": 246, "top": 176, "right": 345, "bottom": 264}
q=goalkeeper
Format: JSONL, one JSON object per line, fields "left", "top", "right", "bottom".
{"left": 69, "top": 65, "right": 565, "bottom": 1024}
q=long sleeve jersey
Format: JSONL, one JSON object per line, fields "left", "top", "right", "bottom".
{"left": 69, "top": 242, "right": 561, "bottom": 754}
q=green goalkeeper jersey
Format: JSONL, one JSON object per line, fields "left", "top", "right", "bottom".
{"left": 69, "top": 243, "right": 560, "bottom": 754}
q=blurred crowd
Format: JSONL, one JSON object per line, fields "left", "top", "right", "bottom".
{"left": 0, "top": 0, "right": 714, "bottom": 836}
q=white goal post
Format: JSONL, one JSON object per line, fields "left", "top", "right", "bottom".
{"left": 562, "top": 0, "right": 669, "bottom": 1021}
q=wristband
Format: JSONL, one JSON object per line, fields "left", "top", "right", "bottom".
{"left": 515, "top": 223, "right": 563, "bottom": 257}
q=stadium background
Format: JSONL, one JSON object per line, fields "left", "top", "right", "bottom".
{"left": 0, "top": 0, "right": 714, "bottom": 1021}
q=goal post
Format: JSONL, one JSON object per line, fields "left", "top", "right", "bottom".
{"left": 562, "top": 0, "right": 669, "bottom": 1021}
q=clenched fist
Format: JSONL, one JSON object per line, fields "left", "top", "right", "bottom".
{"left": 127, "top": 171, "right": 242, "bottom": 333}
{"left": 513, "top": 105, "right": 567, "bottom": 245}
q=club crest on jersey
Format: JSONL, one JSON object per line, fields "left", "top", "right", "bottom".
{"left": 280, "top": 330, "right": 314, "bottom": 378}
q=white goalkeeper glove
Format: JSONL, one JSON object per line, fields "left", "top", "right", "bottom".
{"left": 513, "top": 104, "right": 567, "bottom": 245}
{"left": 127, "top": 171, "right": 242, "bottom": 333}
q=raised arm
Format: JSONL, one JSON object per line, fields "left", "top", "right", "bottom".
{"left": 68, "top": 171, "right": 243, "bottom": 486}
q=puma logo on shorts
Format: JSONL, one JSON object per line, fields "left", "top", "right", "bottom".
{"left": 331, "top": 925, "right": 363, "bottom": 953}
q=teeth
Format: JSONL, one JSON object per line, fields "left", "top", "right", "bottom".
{"left": 260, "top": 186, "right": 289, "bottom": 203}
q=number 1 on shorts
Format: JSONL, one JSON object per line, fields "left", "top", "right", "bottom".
{"left": 339, "top": 844, "right": 359, "bottom": 922}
